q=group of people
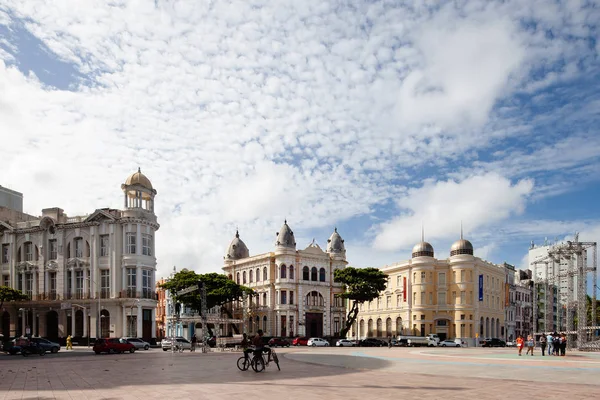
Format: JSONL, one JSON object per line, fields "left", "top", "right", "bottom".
{"left": 241, "top": 330, "right": 272, "bottom": 363}
{"left": 516, "top": 332, "right": 567, "bottom": 356}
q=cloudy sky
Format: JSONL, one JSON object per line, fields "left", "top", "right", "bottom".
{"left": 1, "top": 0, "right": 600, "bottom": 280}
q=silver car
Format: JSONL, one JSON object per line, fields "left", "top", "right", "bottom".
{"left": 122, "top": 337, "right": 150, "bottom": 350}
{"left": 161, "top": 337, "right": 192, "bottom": 352}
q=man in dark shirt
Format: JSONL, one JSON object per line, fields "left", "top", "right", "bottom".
{"left": 251, "top": 329, "right": 271, "bottom": 362}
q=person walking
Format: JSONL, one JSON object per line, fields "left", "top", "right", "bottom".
{"left": 66, "top": 334, "right": 73, "bottom": 350}
{"left": 540, "top": 334, "right": 547, "bottom": 356}
{"left": 546, "top": 332, "right": 553, "bottom": 355}
{"left": 191, "top": 334, "right": 197, "bottom": 352}
{"left": 553, "top": 334, "right": 561, "bottom": 356}
{"left": 388, "top": 337, "right": 392, "bottom": 349}
{"left": 516, "top": 335, "right": 524, "bottom": 356}
{"left": 560, "top": 334, "right": 567, "bottom": 356}
{"left": 525, "top": 335, "right": 535, "bottom": 356}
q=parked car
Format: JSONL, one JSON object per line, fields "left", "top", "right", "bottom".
{"left": 2, "top": 337, "right": 22, "bottom": 355}
{"left": 335, "top": 339, "right": 355, "bottom": 347}
{"left": 122, "top": 337, "right": 150, "bottom": 350}
{"left": 440, "top": 339, "right": 462, "bottom": 347}
{"left": 268, "top": 337, "right": 291, "bottom": 347}
{"left": 93, "top": 338, "right": 136, "bottom": 354}
{"left": 161, "top": 337, "right": 192, "bottom": 351}
{"left": 307, "top": 337, "right": 329, "bottom": 347}
{"left": 480, "top": 338, "right": 506, "bottom": 347}
{"left": 292, "top": 337, "right": 309, "bottom": 346}
{"left": 358, "top": 338, "right": 385, "bottom": 347}
{"left": 30, "top": 337, "right": 61, "bottom": 353}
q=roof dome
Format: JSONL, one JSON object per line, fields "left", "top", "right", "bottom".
{"left": 276, "top": 220, "right": 296, "bottom": 249}
{"left": 225, "top": 230, "right": 249, "bottom": 260}
{"left": 125, "top": 168, "right": 153, "bottom": 190}
{"left": 412, "top": 241, "right": 434, "bottom": 258}
{"left": 450, "top": 239, "right": 474, "bottom": 256}
{"left": 326, "top": 227, "right": 345, "bottom": 253}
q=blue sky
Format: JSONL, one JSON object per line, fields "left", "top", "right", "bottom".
{"left": 1, "top": 0, "right": 599, "bottom": 283}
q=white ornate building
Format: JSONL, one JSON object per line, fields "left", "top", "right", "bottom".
{"left": 0, "top": 169, "right": 159, "bottom": 342}
{"left": 222, "top": 221, "right": 348, "bottom": 338}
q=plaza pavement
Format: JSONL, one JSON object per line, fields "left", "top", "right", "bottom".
{"left": 1, "top": 346, "right": 599, "bottom": 400}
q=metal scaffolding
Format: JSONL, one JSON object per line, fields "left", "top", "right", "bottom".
{"left": 532, "top": 235, "right": 598, "bottom": 351}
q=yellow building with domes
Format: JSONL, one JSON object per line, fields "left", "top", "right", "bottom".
{"left": 352, "top": 234, "right": 506, "bottom": 343}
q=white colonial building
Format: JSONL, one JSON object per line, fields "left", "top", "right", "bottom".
{"left": 0, "top": 169, "right": 159, "bottom": 343}
{"left": 222, "top": 221, "right": 348, "bottom": 338}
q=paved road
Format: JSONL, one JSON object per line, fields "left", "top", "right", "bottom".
{"left": 0, "top": 347, "right": 598, "bottom": 399}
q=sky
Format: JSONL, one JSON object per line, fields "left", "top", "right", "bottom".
{"left": 1, "top": 0, "right": 600, "bottom": 284}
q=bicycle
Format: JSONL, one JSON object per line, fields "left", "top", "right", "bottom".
{"left": 237, "top": 347, "right": 279, "bottom": 372}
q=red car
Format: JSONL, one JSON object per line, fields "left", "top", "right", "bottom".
{"left": 292, "top": 337, "right": 309, "bottom": 346}
{"left": 93, "top": 338, "right": 136, "bottom": 354}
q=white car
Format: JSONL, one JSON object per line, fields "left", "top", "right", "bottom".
{"left": 335, "top": 339, "right": 355, "bottom": 347}
{"left": 161, "top": 337, "right": 192, "bottom": 351}
{"left": 122, "top": 337, "right": 151, "bottom": 350}
{"left": 307, "top": 337, "right": 329, "bottom": 347}
{"left": 439, "top": 339, "right": 462, "bottom": 347}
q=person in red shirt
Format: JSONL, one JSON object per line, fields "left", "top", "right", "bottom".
{"left": 516, "top": 336, "right": 524, "bottom": 356}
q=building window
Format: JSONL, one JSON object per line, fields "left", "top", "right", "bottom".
{"left": 249, "top": 270, "right": 253, "bottom": 283}
{"left": 236, "top": 272, "right": 240, "bottom": 284}
{"left": 263, "top": 267, "right": 268, "bottom": 281}
{"left": 452, "top": 291, "right": 457, "bottom": 304}
{"left": 397, "top": 294, "right": 401, "bottom": 306}
{"left": 142, "top": 269, "right": 152, "bottom": 298}
{"left": 290, "top": 291, "right": 294, "bottom": 305}
{"left": 126, "top": 233, "right": 136, "bottom": 254}
{"left": 280, "top": 264, "right": 287, "bottom": 279}
{"left": 311, "top": 267, "right": 318, "bottom": 281}
{"left": 49, "top": 240, "right": 57, "bottom": 260}
{"left": 101, "top": 270, "right": 110, "bottom": 298}
{"left": 76, "top": 270, "right": 84, "bottom": 298}
{"left": 438, "top": 272, "right": 446, "bottom": 285}
{"left": 387, "top": 296, "right": 391, "bottom": 308}
{"left": 413, "top": 292, "right": 416, "bottom": 304}
{"left": 306, "top": 291, "right": 324, "bottom": 306}
{"left": 303, "top": 267, "right": 309, "bottom": 280}
{"left": 243, "top": 271, "right": 247, "bottom": 284}
{"left": 3, "top": 274, "right": 10, "bottom": 286}
{"left": 289, "top": 265, "right": 294, "bottom": 280}
{"left": 26, "top": 273, "right": 33, "bottom": 296}
{"left": 319, "top": 268, "right": 326, "bottom": 282}
{"left": 25, "top": 242, "right": 33, "bottom": 261}
{"left": 1, "top": 244, "right": 8, "bottom": 264}
{"left": 460, "top": 270, "right": 465, "bottom": 282}
{"left": 49, "top": 272, "right": 57, "bottom": 298}
{"left": 127, "top": 267, "right": 137, "bottom": 296}
{"left": 67, "top": 271, "right": 72, "bottom": 297}
{"left": 100, "top": 235, "right": 109, "bottom": 257}
{"left": 255, "top": 268, "right": 260, "bottom": 282}
{"left": 74, "top": 238, "right": 83, "bottom": 258}
{"left": 142, "top": 234, "right": 152, "bottom": 256}
{"left": 420, "top": 291, "right": 425, "bottom": 304}
{"left": 280, "top": 290, "right": 287, "bottom": 305}
{"left": 428, "top": 292, "right": 433, "bottom": 305}
{"left": 460, "top": 291, "right": 466, "bottom": 305}
{"left": 262, "top": 292, "right": 267, "bottom": 306}
{"left": 334, "top": 317, "right": 340, "bottom": 335}
{"left": 438, "top": 291, "right": 446, "bottom": 305}
{"left": 453, "top": 271, "right": 457, "bottom": 283}
{"left": 420, "top": 272, "right": 426, "bottom": 282}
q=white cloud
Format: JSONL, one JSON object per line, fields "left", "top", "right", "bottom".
{"left": 373, "top": 173, "right": 533, "bottom": 251}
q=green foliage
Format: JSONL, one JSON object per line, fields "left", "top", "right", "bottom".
{"left": 159, "top": 270, "right": 253, "bottom": 313}
{"left": 334, "top": 267, "right": 387, "bottom": 337}
{"left": 0, "top": 286, "right": 28, "bottom": 309}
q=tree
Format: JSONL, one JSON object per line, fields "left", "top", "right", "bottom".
{"left": 0, "top": 286, "right": 28, "bottom": 310}
{"left": 159, "top": 270, "right": 254, "bottom": 335}
{"left": 334, "top": 267, "right": 388, "bottom": 338}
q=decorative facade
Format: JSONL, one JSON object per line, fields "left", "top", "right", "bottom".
{"left": 0, "top": 169, "right": 159, "bottom": 342}
{"left": 353, "top": 234, "right": 506, "bottom": 344}
{"left": 222, "top": 222, "right": 348, "bottom": 338}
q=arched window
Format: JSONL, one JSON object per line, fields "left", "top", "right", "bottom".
{"left": 262, "top": 293, "right": 267, "bottom": 306}
{"left": 243, "top": 271, "right": 247, "bottom": 284}
{"left": 368, "top": 319, "right": 373, "bottom": 337}
{"left": 303, "top": 267, "right": 309, "bottom": 280}
{"left": 376, "top": 318, "right": 383, "bottom": 337}
{"left": 396, "top": 317, "right": 402, "bottom": 336}
{"left": 263, "top": 316, "right": 267, "bottom": 332}
{"left": 249, "top": 270, "right": 253, "bottom": 283}
{"left": 256, "top": 268, "right": 260, "bottom": 282}
{"left": 386, "top": 318, "right": 392, "bottom": 337}
{"left": 359, "top": 319, "right": 365, "bottom": 338}
{"left": 236, "top": 273, "right": 240, "bottom": 284}
{"left": 306, "top": 291, "right": 324, "bottom": 306}
{"left": 319, "top": 268, "right": 326, "bottom": 282}
{"left": 311, "top": 267, "right": 317, "bottom": 281}
{"left": 263, "top": 267, "right": 267, "bottom": 281}
{"left": 289, "top": 265, "right": 294, "bottom": 280}
{"left": 280, "top": 264, "right": 287, "bottom": 279}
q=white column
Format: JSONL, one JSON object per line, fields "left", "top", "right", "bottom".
{"left": 21, "top": 273, "right": 26, "bottom": 294}
{"left": 136, "top": 304, "right": 143, "bottom": 338}
{"left": 71, "top": 307, "right": 76, "bottom": 336}
{"left": 136, "top": 224, "right": 142, "bottom": 256}
{"left": 83, "top": 308, "right": 88, "bottom": 337}
{"left": 124, "top": 192, "right": 128, "bottom": 208}
{"left": 151, "top": 308, "right": 156, "bottom": 339}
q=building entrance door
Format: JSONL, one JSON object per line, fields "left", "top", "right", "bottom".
{"left": 305, "top": 313, "right": 323, "bottom": 337}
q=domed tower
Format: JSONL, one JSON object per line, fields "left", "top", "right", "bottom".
{"left": 275, "top": 220, "right": 296, "bottom": 251}
{"left": 326, "top": 227, "right": 346, "bottom": 259}
{"left": 412, "top": 227, "right": 434, "bottom": 258}
{"left": 450, "top": 226, "right": 474, "bottom": 256}
{"left": 121, "top": 167, "right": 157, "bottom": 213}
{"left": 225, "top": 230, "right": 250, "bottom": 260}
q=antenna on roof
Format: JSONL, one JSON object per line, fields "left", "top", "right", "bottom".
{"left": 460, "top": 220, "right": 463, "bottom": 240}
{"left": 421, "top": 222, "right": 424, "bottom": 242}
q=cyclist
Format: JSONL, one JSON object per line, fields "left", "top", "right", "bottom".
{"left": 251, "top": 329, "right": 271, "bottom": 363}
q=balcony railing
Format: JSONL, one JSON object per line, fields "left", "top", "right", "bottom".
{"left": 119, "top": 289, "right": 157, "bottom": 300}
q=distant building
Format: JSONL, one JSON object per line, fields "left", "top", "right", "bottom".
{"left": 155, "top": 278, "right": 167, "bottom": 340}
{"left": 503, "top": 262, "right": 516, "bottom": 342}
{"left": 514, "top": 269, "right": 533, "bottom": 338}
{"left": 0, "top": 185, "right": 23, "bottom": 212}
{"left": 0, "top": 169, "right": 159, "bottom": 342}
{"left": 358, "top": 234, "right": 506, "bottom": 344}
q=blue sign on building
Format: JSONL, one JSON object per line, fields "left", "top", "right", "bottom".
{"left": 478, "top": 274, "right": 484, "bottom": 301}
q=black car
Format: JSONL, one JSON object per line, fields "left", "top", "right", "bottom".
{"left": 268, "top": 337, "right": 291, "bottom": 347}
{"left": 358, "top": 338, "right": 385, "bottom": 347}
{"left": 481, "top": 338, "right": 506, "bottom": 347}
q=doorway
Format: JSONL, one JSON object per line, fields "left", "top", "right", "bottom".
{"left": 305, "top": 313, "right": 323, "bottom": 338}
{"left": 46, "top": 311, "right": 59, "bottom": 341}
